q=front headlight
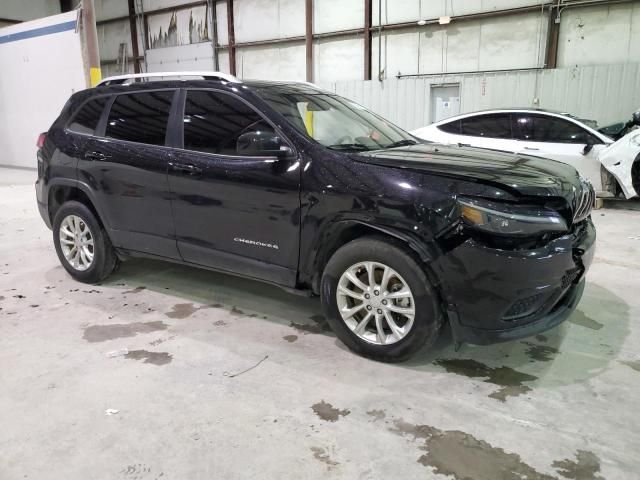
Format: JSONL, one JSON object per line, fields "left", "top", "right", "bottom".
{"left": 458, "top": 197, "right": 568, "bottom": 237}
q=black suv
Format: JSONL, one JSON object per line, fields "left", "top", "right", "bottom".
{"left": 36, "top": 73, "right": 596, "bottom": 361}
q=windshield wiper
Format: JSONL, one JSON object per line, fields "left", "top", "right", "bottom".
{"left": 382, "top": 139, "right": 418, "bottom": 149}
{"left": 327, "top": 143, "right": 372, "bottom": 151}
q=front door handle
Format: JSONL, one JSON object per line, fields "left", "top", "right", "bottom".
{"left": 84, "top": 151, "right": 111, "bottom": 161}
{"left": 168, "top": 161, "right": 202, "bottom": 176}
{"left": 523, "top": 146, "right": 540, "bottom": 151}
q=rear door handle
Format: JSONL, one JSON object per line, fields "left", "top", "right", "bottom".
{"left": 168, "top": 161, "right": 202, "bottom": 176}
{"left": 84, "top": 151, "right": 111, "bottom": 161}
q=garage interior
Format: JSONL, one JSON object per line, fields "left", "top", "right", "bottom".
{"left": 1, "top": 1, "right": 640, "bottom": 479}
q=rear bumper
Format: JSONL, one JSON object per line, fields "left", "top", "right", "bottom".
{"left": 434, "top": 218, "right": 596, "bottom": 345}
{"left": 35, "top": 177, "right": 51, "bottom": 229}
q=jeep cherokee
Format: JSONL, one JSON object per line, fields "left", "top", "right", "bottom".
{"left": 35, "top": 72, "right": 596, "bottom": 361}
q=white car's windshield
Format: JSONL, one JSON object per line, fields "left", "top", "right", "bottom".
{"left": 254, "top": 87, "right": 417, "bottom": 151}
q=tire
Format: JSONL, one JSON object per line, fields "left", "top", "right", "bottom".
{"left": 321, "top": 236, "right": 442, "bottom": 362}
{"left": 52, "top": 201, "right": 117, "bottom": 284}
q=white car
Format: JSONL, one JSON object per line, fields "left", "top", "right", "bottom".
{"left": 411, "top": 108, "right": 638, "bottom": 198}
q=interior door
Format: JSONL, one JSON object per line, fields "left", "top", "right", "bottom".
{"left": 166, "top": 89, "right": 301, "bottom": 286}
{"left": 76, "top": 90, "right": 180, "bottom": 259}
{"left": 430, "top": 85, "right": 460, "bottom": 123}
{"left": 512, "top": 113, "right": 606, "bottom": 191}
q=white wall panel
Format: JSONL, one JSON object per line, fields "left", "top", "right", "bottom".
{"left": 217, "top": 49, "right": 230, "bottom": 73}
{"left": 234, "top": 0, "right": 304, "bottom": 43}
{"left": 141, "top": 0, "right": 206, "bottom": 12}
{"left": 373, "top": 11, "right": 546, "bottom": 79}
{"left": 0, "top": 12, "right": 86, "bottom": 168}
{"left": 237, "top": 42, "right": 305, "bottom": 80}
{"left": 372, "top": 0, "right": 419, "bottom": 25}
{"left": 373, "top": 0, "right": 547, "bottom": 25}
{"left": 216, "top": 1, "right": 229, "bottom": 45}
{"left": 372, "top": 30, "right": 419, "bottom": 78}
{"left": 478, "top": 11, "right": 546, "bottom": 70}
{"left": 314, "top": 36, "right": 363, "bottom": 82}
{"left": 557, "top": 3, "right": 640, "bottom": 67}
{"left": 145, "top": 42, "right": 216, "bottom": 72}
{"left": 314, "top": 0, "right": 363, "bottom": 34}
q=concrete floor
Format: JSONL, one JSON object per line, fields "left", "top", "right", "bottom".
{"left": 1, "top": 166, "right": 639, "bottom": 480}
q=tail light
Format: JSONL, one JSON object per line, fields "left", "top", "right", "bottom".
{"left": 36, "top": 132, "right": 47, "bottom": 149}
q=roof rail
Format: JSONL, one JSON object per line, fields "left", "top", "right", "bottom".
{"left": 96, "top": 71, "right": 242, "bottom": 87}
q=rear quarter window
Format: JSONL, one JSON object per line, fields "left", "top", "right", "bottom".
{"left": 67, "top": 97, "right": 109, "bottom": 135}
{"left": 438, "top": 120, "right": 461, "bottom": 134}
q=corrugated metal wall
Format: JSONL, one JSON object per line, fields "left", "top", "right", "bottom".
{"left": 320, "top": 62, "right": 640, "bottom": 130}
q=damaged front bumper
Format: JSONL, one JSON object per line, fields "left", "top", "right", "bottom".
{"left": 433, "top": 218, "right": 596, "bottom": 345}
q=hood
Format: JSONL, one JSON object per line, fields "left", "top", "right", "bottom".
{"left": 354, "top": 143, "right": 583, "bottom": 200}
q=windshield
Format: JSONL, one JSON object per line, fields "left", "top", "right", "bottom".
{"left": 253, "top": 88, "right": 418, "bottom": 151}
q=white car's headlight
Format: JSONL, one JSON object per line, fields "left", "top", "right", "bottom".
{"left": 630, "top": 133, "right": 640, "bottom": 147}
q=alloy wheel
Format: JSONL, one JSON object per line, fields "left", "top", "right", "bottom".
{"left": 59, "top": 215, "right": 94, "bottom": 271}
{"left": 336, "top": 261, "right": 416, "bottom": 345}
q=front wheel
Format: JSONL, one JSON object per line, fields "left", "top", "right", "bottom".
{"left": 52, "top": 201, "right": 117, "bottom": 283}
{"left": 321, "top": 237, "right": 442, "bottom": 362}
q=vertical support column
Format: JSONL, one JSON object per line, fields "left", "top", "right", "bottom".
{"left": 305, "top": 0, "right": 313, "bottom": 82}
{"left": 209, "top": 0, "right": 220, "bottom": 71}
{"left": 545, "top": 4, "right": 560, "bottom": 69}
{"left": 127, "top": 0, "right": 141, "bottom": 73}
{"left": 81, "top": 0, "right": 101, "bottom": 86}
{"left": 364, "top": 0, "right": 372, "bottom": 80}
{"left": 227, "top": 0, "right": 237, "bottom": 75}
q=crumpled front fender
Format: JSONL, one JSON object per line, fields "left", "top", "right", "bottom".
{"left": 598, "top": 132, "right": 640, "bottom": 199}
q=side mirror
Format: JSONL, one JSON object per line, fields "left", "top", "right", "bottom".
{"left": 633, "top": 110, "right": 640, "bottom": 126}
{"left": 582, "top": 141, "right": 594, "bottom": 155}
{"left": 236, "top": 130, "right": 291, "bottom": 158}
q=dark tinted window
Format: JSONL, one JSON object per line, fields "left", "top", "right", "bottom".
{"left": 514, "top": 114, "right": 597, "bottom": 144}
{"left": 105, "top": 91, "right": 174, "bottom": 145}
{"left": 183, "top": 90, "right": 275, "bottom": 155}
{"left": 68, "top": 97, "right": 108, "bottom": 135}
{"left": 438, "top": 120, "right": 461, "bottom": 134}
{"left": 461, "top": 114, "right": 512, "bottom": 139}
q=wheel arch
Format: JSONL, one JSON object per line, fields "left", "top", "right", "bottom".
{"left": 308, "top": 219, "right": 438, "bottom": 295}
{"left": 47, "top": 179, "right": 109, "bottom": 230}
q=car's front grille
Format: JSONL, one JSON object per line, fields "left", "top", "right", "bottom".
{"left": 573, "top": 180, "right": 595, "bottom": 224}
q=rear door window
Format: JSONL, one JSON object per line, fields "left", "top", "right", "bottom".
{"left": 461, "top": 114, "right": 512, "bottom": 139}
{"left": 68, "top": 97, "right": 109, "bottom": 135}
{"left": 105, "top": 91, "right": 175, "bottom": 146}
{"left": 513, "top": 114, "right": 598, "bottom": 144}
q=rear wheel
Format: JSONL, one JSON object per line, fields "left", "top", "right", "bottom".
{"left": 53, "top": 201, "right": 117, "bottom": 283}
{"left": 321, "top": 237, "right": 442, "bottom": 362}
